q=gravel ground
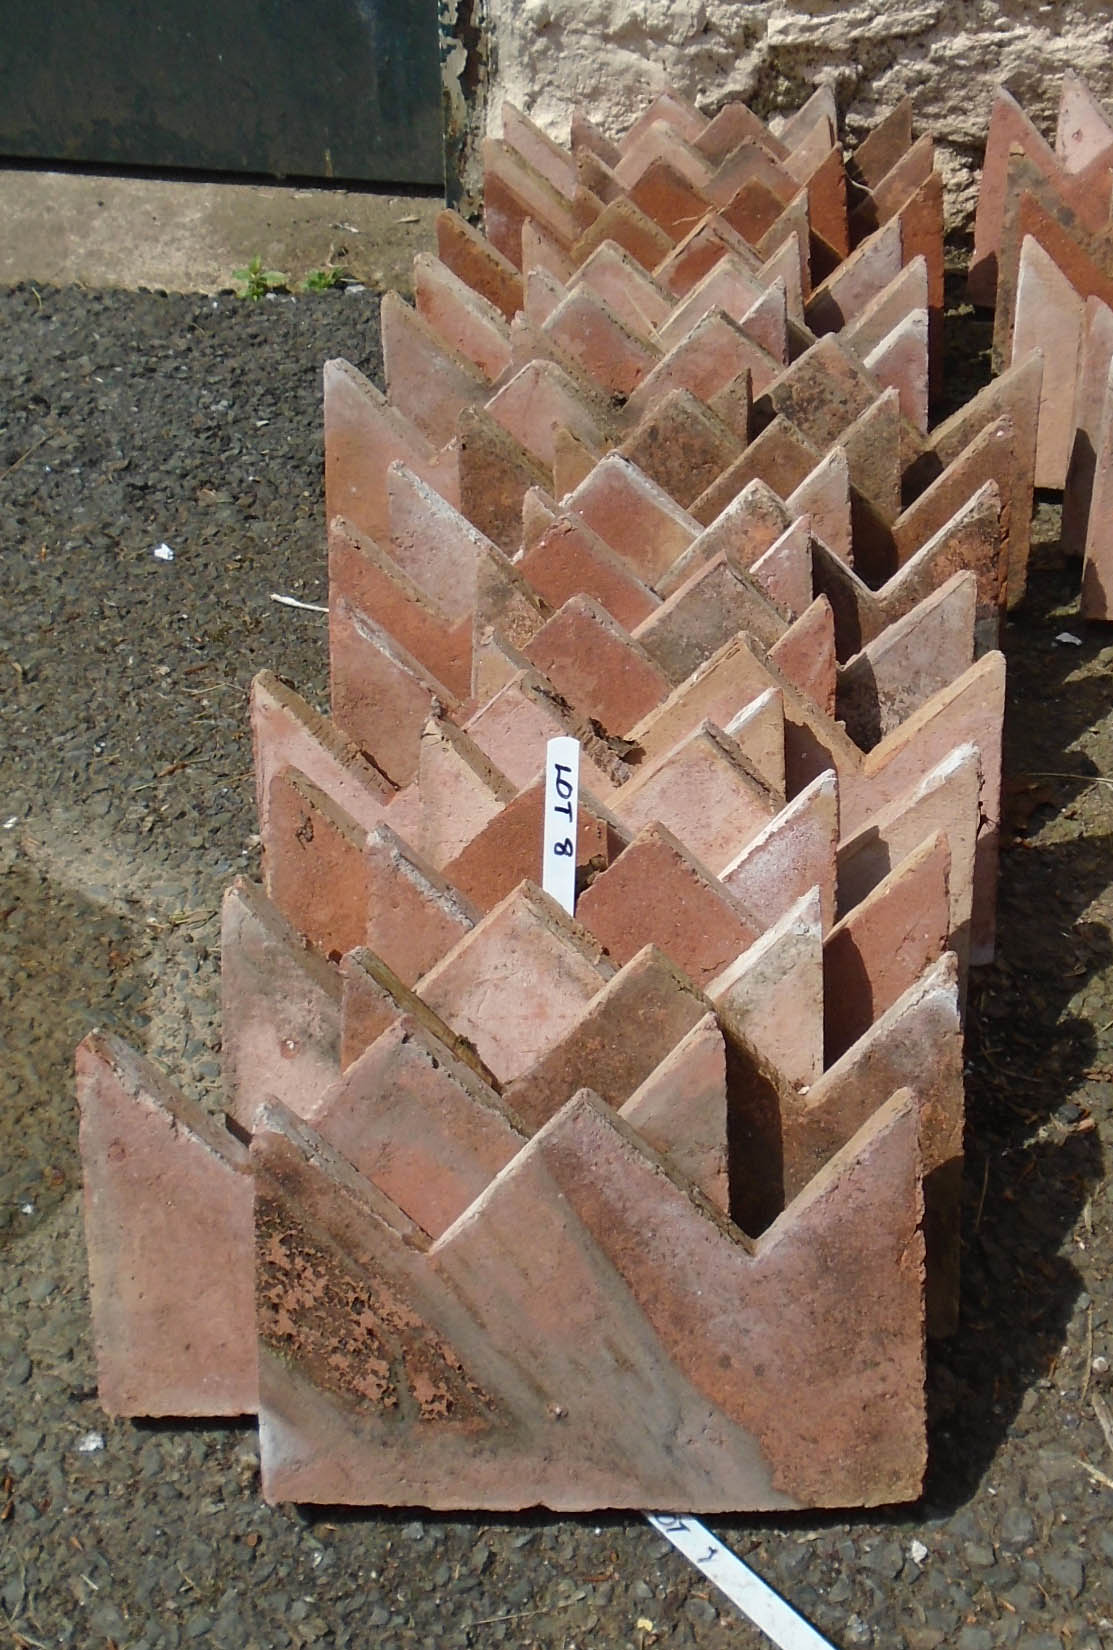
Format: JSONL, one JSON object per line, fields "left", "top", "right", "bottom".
{"left": 2, "top": 270, "right": 1113, "bottom": 1650}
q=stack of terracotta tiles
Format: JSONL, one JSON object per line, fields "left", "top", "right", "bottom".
{"left": 78, "top": 85, "right": 1027, "bottom": 1513}
{"left": 971, "top": 70, "right": 1113, "bottom": 615}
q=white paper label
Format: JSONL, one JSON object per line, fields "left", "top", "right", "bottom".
{"left": 542, "top": 736, "right": 580, "bottom": 916}
{"left": 645, "top": 1515, "right": 834, "bottom": 1650}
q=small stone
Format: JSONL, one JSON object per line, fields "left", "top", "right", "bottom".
{"left": 964, "top": 1541, "right": 997, "bottom": 1567}
{"left": 999, "top": 1506, "right": 1035, "bottom": 1548}
{"left": 6, "top": 1353, "right": 31, "bottom": 1387}
{"left": 845, "top": 1614, "right": 872, "bottom": 1646}
{"left": 684, "top": 1597, "right": 718, "bottom": 1625}
{"left": 1043, "top": 1554, "right": 1084, "bottom": 1597}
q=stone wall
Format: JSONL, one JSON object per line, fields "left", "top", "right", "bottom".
{"left": 485, "top": 0, "right": 1113, "bottom": 231}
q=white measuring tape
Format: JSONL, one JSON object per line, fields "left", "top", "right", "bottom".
{"left": 645, "top": 1516, "right": 834, "bottom": 1650}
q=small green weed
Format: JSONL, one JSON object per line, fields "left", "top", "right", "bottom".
{"left": 232, "top": 255, "right": 289, "bottom": 300}
{"left": 303, "top": 266, "right": 346, "bottom": 292}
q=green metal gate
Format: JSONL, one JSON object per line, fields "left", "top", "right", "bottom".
{"left": 0, "top": 0, "right": 444, "bottom": 186}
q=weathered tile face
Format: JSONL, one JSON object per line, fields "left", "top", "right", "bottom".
{"left": 254, "top": 1085, "right": 925, "bottom": 1511}
{"left": 662, "top": 476, "right": 793, "bottom": 597}
{"left": 457, "top": 404, "right": 552, "bottom": 555}
{"left": 329, "top": 595, "right": 457, "bottom": 789}
{"left": 250, "top": 670, "right": 393, "bottom": 843}
{"left": 566, "top": 453, "right": 699, "bottom": 583}
{"left": 486, "top": 358, "right": 612, "bottom": 470}
{"left": 386, "top": 462, "right": 500, "bottom": 624}
{"left": 541, "top": 284, "right": 661, "bottom": 396}
{"left": 362, "top": 825, "right": 479, "bottom": 989}
{"left": 1011, "top": 234, "right": 1086, "bottom": 489}
{"left": 618, "top": 389, "right": 742, "bottom": 509}
{"left": 307, "top": 1016, "right": 524, "bottom": 1240}
{"left": 516, "top": 511, "right": 660, "bottom": 632}
{"left": 435, "top": 207, "right": 523, "bottom": 321}
{"left": 1063, "top": 297, "right": 1113, "bottom": 552}
{"left": 710, "top": 887, "right": 824, "bottom": 1089}
{"left": 575, "top": 821, "right": 762, "bottom": 984}
{"left": 1081, "top": 353, "right": 1113, "bottom": 619}
{"left": 619, "top": 1013, "right": 730, "bottom": 1210}
{"left": 823, "top": 831, "right": 951, "bottom": 1065}
{"left": 264, "top": 767, "right": 375, "bottom": 961}
{"left": 523, "top": 594, "right": 671, "bottom": 735}
{"left": 380, "top": 289, "right": 490, "bottom": 448}
{"left": 416, "top": 881, "right": 612, "bottom": 1083}
{"left": 413, "top": 250, "right": 512, "bottom": 381}
{"left": 610, "top": 720, "right": 779, "bottom": 873}
{"left": 722, "top": 768, "right": 839, "bottom": 931}
{"left": 338, "top": 946, "right": 500, "bottom": 1085}
{"left": 78, "top": 1032, "right": 256, "bottom": 1417}
{"left": 769, "top": 594, "right": 837, "bottom": 717}
{"left": 221, "top": 878, "right": 341, "bottom": 1132}
{"left": 406, "top": 715, "right": 515, "bottom": 869}
{"left": 634, "top": 551, "right": 786, "bottom": 683}
{"left": 504, "top": 943, "right": 708, "bottom": 1128}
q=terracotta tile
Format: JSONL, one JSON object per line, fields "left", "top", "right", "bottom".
{"left": 329, "top": 595, "right": 458, "bottom": 788}
{"left": 847, "top": 132, "right": 934, "bottom": 245}
{"left": 806, "top": 216, "right": 902, "bottom": 333}
{"left": 689, "top": 415, "right": 815, "bottom": 526}
{"left": 566, "top": 452, "right": 699, "bottom": 584}
{"left": 623, "top": 635, "right": 786, "bottom": 791}
{"left": 721, "top": 768, "right": 839, "bottom": 932}
{"left": 407, "top": 714, "right": 516, "bottom": 868}
{"left": 1055, "top": 72, "right": 1113, "bottom": 174}
{"left": 758, "top": 238, "right": 805, "bottom": 324}
{"left": 307, "top": 1015, "right": 524, "bottom": 1239}
{"left": 324, "top": 358, "right": 458, "bottom": 548}
{"left": 542, "top": 285, "right": 661, "bottom": 396}
{"left": 1011, "top": 234, "right": 1086, "bottom": 488}
{"left": 848, "top": 98, "right": 915, "bottom": 192}
{"left": 483, "top": 137, "right": 578, "bottom": 267}
{"left": 263, "top": 767, "right": 373, "bottom": 959}
{"left": 522, "top": 216, "right": 578, "bottom": 283}
{"left": 722, "top": 174, "right": 792, "bottom": 246}
{"left": 722, "top": 686, "right": 788, "bottom": 797}
{"left": 380, "top": 290, "right": 489, "bottom": 448}
{"left": 619, "top": 1013, "right": 730, "bottom": 1210}
{"left": 620, "top": 90, "right": 707, "bottom": 154}
{"left": 253, "top": 1081, "right": 925, "bottom": 1509}
{"left": 575, "top": 821, "right": 762, "bottom": 983}
{"left": 571, "top": 106, "right": 622, "bottom": 171}
{"left": 412, "top": 252, "right": 512, "bottom": 381}
{"left": 611, "top": 719, "right": 779, "bottom": 873}
{"left": 471, "top": 538, "right": 549, "bottom": 682}
{"left": 575, "top": 238, "right": 675, "bottom": 331}
{"left": 575, "top": 146, "right": 626, "bottom": 211}
{"left": 792, "top": 144, "right": 846, "bottom": 269}
{"left": 571, "top": 194, "right": 675, "bottom": 272}
{"left": 755, "top": 192, "right": 814, "bottom": 298}
{"left": 502, "top": 100, "right": 578, "bottom": 197}
{"left": 250, "top": 669, "right": 393, "bottom": 844}
{"left": 78, "top": 1032, "right": 256, "bottom": 1417}
{"left": 457, "top": 404, "right": 552, "bottom": 554}
{"left": 552, "top": 425, "right": 606, "bottom": 497}
{"left": 634, "top": 550, "right": 786, "bottom": 683}
{"left": 713, "top": 888, "right": 823, "bottom": 1090}
{"left": 462, "top": 668, "right": 630, "bottom": 793}
{"left": 905, "top": 351, "right": 1041, "bottom": 610}
{"left": 748, "top": 515, "right": 816, "bottom": 617}
{"left": 661, "top": 475, "right": 792, "bottom": 597}
{"left": 894, "top": 171, "right": 945, "bottom": 393}
{"left": 625, "top": 312, "right": 757, "bottom": 425}
{"left": 442, "top": 774, "right": 626, "bottom": 914}
{"left": 618, "top": 388, "right": 741, "bottom": 509}
{"left": 823, "top": 831, "right": 950, "bottom": 1065}
{"left": 970, "top": 86, "right": 1107, "bottom": 306}
{"left": 842, "top": 253, "right": 929, "bottom": 362}
{"left": 787, "top": 446, "right": 853, "bottom": 565}
{"left": 709, "top": 368, "right": 755, "bottom": 444}
{"left": 655, "top": 253, "right": 766, "bottom": 351}
{"left": 628, "top": 157, "right": 714, "bottom": 243}
{"left": 839, "top": 743, "right": 981, "bottom": 990}
{"left": 1063, "top": 296, "right": 1113, "bottom": 552}
{"left": 1081, "top": 353, "right": 1113, "bottom": 619}
{"left": 776, "top": 84, "right": 839, "bottom": 156}
{"left": 780, "top": 952, "right": 962, "bottom": 1336}
{"left": 328, "top": 515, "right": 471, "bottom": 699}
{"left": 704, "top": 142, "right": 795, "bottom": 212}
{"left": 505, "top": 943, "right": 707, "bottom": 1128}
{"left": 892, "top": 416, "right": 1017, "bottom": 604}
{"left": 654, "top": 212, "right": 760, "bottom": 298}
{"left": 221, "top": 877, "right": 341, "bottom": 1132}
{"left": 524, "top": 594, "right": 671, "bottom": 735}
{"left": 769, "top": 594, "right": 837, "bottom": 717}
{"left": 416, "top": 881, "right": 611, "bottom": 1083}
{"left": 696, "top": 101, "right": 788, "bottom": 166}
{"left": 384, "top": 462, "right": 499, "bottom": 624}
{"left": 488, "top": 358, "right": 612, "bottom": 472}
{"left": 514, "top": 509, "right": 660, "bottom": 632}
{"left": 523, "top": 264, "right": 567, "bottom": 326}
{"left": 435, "top": 207, "right": 523, "bottom": 322}
{"left": 338, "top": 945, "right": 500, "bottom": 1083}
{"left": 757, "top": 333, "right": 878, "bottom": 450}
{"left": 863, "top": 306, "right": 930, "bottom": 434}
{"left": 837, "top": 388, "right": 903, "bottom": 522}
{"left": 837, "top": 570, "right": 977, "bottom": 748}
